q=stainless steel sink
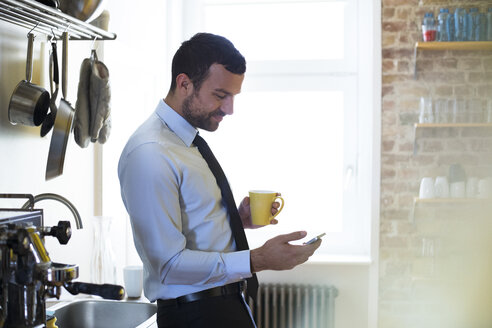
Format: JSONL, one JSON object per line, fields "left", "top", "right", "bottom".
{"left": 48, "top": 299, "right": 157, "bottom": 328}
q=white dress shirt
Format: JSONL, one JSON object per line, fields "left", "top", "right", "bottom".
{"left": 118, "top": 99, "right": 252, "bottom": 302}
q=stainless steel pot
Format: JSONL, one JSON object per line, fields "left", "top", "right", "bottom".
{"left": 58, "top": 0, "right": 106, "bottom": 22}
{"left": 8, "top": 33, "right": 50, "bottom": 126}
{"left": 46, "top": 32, "right": 74, "bottom": 180}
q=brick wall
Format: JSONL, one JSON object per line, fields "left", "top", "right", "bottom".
{"left": 380, "top": 1, "right": 492, "bottom": 327}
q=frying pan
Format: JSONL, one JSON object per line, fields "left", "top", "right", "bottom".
{"left": 8, "top": 33, "right": 50, "bottom": 126}
{"left": 46, "top": 32, "right": 74, "bottom": 180}
{"left": 40, "top": 41, "right": 59, "bottom": 137}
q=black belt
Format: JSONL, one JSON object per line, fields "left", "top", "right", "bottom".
{"left": 157, "top": 282, "right": 244, "bottom": 308}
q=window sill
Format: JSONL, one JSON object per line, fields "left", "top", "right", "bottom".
{"left": 307, "top": 254, "right": 372, "bottom": 265}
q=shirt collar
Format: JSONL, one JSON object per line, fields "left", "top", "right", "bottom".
{"left": 155, "top": 99, "right": 197, "bottom": 147}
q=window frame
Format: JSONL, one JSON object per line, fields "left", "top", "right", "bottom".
{"left": 165, "top": 0, "right": 378, "bottom": 260}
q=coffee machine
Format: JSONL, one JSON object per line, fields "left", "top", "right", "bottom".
{"left": 0, "top": 194, "right": 124, "bottom": 328}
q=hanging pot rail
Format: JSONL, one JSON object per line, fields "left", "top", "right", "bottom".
{"left": 0, "top": 0, "right": 116, "bottom": 41}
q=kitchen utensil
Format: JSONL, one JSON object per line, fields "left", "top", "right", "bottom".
{"left": 478, "top": 178, "right": 492, "bottom": 198}
{"left": 58, "top": 0, "right": 106, "bottom": 22}
{"left": 8, "top": 33, "right": 49, "bottom": 126}
{"left": 123, "top": 265, "right": 143, "bottom": 298}
{"left": 46, "top": 32, "right": 74, "bottom": 180}
{"left": 466, "top": 177, "right": 479, "bottom": 198}
{"left": 41, "top": 41, "right": 59, "bottom": 137}
{"left": 450, "top": 181, "right": 466, "bottom": 198}
{"left": 434, "top": 176, "right": 449, "bottom": 198}
{"left": 419, "top": 177, "right": 435, "bottom": 199}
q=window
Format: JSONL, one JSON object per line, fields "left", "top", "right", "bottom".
{"left": 166, "top": 0, "right": 377, "bottom": 259}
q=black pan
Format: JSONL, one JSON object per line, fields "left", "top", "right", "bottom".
{"left": 46, "top": 32, "right": 74, "bottom": 180}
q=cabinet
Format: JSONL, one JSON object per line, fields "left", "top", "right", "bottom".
{"left": 0, "top": 0, "right": 116, "bottom": 40}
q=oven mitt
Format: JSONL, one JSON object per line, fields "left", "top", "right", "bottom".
{"left": 74, "top": 58, "right": 92, "bottom": 148}
{"left": 73, "top": 56, "right": 111, "bottom": 148}
{"left": 89, "top": 60, "right": 111, "bottom": 144}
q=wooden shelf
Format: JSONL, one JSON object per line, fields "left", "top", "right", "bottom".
{"left": 414, "top": 197, "right": 491, "bottom": 204}
{"left": 411, "top": 197, "right": 492, "bottom": 221}
{"left": 415, "top": 123, "right": 492, "bottom": 128}
{"left": 416, "top": 41, "right": 492, "bottom": 51}
{"left": 413, "top": 41, "right": 492, "bottom": 78}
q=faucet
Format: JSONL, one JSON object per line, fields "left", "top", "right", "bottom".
{"left": 21, "top": 193, "right": 83, "bottom": 229}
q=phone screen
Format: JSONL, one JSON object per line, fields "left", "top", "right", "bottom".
{"left": 304, "top": 233, "right": 326, "bottom": 245}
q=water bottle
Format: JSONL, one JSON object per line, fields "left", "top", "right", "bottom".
{"left": 455, "top": 7, "right": 467, "bottom": 41}
{"left": 476, "top": 11, "right": 487, "bottom": 41}
{"left": 422, "top": 12, "right": 436, "bottom": 41}
{"left": 487, "top": 8, "right": 492, "bottom": 41}
{"left": 437, "top": 8, "right": 450, "bottom": 41}
{"left": 447, "top": 10, "right": 456, "bottom": 41}
{"left": 467, "top": 7, "right": 479, "bottom": 41}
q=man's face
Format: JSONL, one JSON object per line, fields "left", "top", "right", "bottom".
{"left": 182, "top": 64, "right": 244, "bottom": 131}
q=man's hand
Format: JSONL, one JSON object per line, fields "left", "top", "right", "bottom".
{"left": 250, "top": 231, "right": 321, "bottom": 272}
{"left": 238, "top": 195, "right": 281, "bottom": 229}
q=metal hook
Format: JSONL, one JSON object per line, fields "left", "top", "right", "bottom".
{"left": 91, "top": 35, "right": 99, "bottom": 50}
{"left": 90, "top": 35, "right": 99, "bottom": 62}
{"left": 50, "top": 28, "right": 57, "bottom": 43}
{"left": 62, "top": 23, "right": 71, "bottom": 34}
{"left": 27, "top": 22, "right": 40, "bottom": 37}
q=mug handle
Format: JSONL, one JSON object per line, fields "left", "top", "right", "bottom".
{"left": 271, "top": 196, "right": 284, "bottom": 219}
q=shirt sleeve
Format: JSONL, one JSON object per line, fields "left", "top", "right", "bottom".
{"left": 118, "top": 142, "right": 252, "bottom": 287}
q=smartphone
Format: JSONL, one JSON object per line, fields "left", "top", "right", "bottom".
{"left": 304, "top": 233, "right": 326, "bottom": 245}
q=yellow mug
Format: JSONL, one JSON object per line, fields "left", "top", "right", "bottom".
{"left": 249, "top": 190, "right": 284, "bottom": 226}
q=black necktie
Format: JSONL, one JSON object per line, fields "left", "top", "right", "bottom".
{"left": 193, "top": 134, "right": 258, "bottom": 301}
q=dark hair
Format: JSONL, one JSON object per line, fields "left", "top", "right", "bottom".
{"left": 169, "top": 33, "right": 246, "bottom": 92}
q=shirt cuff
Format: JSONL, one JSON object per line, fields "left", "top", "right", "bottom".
{"left": 222, "top": 250, "right": 252, "bottom": 281}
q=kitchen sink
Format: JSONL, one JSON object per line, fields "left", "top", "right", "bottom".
{"left": 48, "top": 299, "right": 157, "bottom": 328}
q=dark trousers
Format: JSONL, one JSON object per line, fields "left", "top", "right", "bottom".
{"left": 157, "top": 293, "right": 256, "bottom": 328}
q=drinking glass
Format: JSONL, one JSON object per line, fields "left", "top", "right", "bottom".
{"left": 434, "top": 99, "right": 449, "bottom": 123}
{"left": 419, "top": 96, "right": 434, "bottom": 123}
{"left": 486, "top": 100, "right": 492, "bottom": 123}
{"left": 467, "top": 98, "right": 483, "bottom": 123}
{"left": 419, "top": 177, "right": 435, "bottom": 199}
{"left": 451, "top": 98, "right": 467, "bottom": 123}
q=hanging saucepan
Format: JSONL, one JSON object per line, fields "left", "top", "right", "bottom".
{"left": 8, "top": 33, "right": 50, "bottom": 126}
{"left": 46, "top": 32, "right": 74, "bottom": 180}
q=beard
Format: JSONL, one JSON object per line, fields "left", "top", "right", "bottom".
{"left": 182, "top": 92, "right": 224, "bottom": 132}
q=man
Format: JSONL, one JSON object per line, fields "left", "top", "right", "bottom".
{"left": 118, "top": 33, "right": 321, "bottom": 328}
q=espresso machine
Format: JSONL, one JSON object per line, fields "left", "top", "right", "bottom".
{"left": 0, "top": 194, "right": 124, "bottom": 328}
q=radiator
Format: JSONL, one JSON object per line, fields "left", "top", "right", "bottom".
{"left": 248, "top": 284, "right": 338, "bottom": 328}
